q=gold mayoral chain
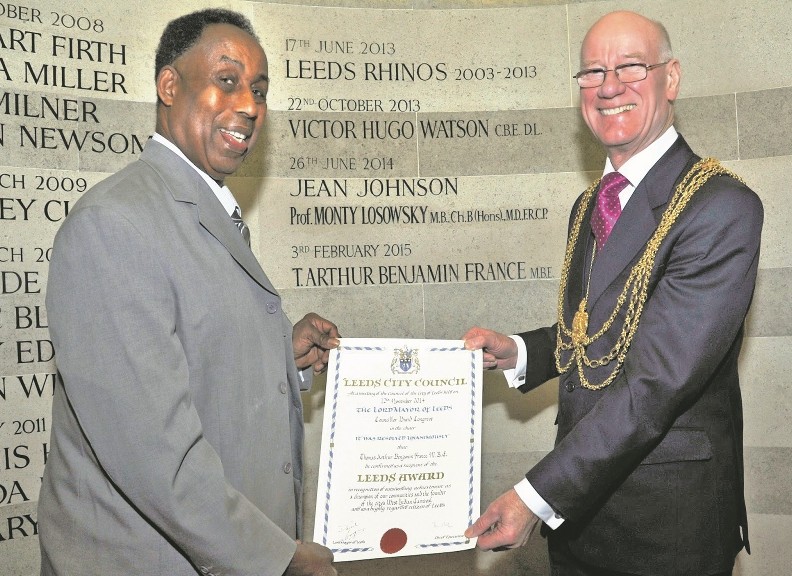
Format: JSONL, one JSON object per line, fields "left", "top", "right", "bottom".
{"left": 554, "top": 158, "right": 745, "bottom": 390}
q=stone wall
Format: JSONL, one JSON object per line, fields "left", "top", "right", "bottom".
{"left": 1, "top": 1, "right": 789, "bottom": 574}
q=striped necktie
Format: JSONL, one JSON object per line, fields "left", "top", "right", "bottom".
{"left": 231, "top": 206, "right": 251, "bottom": 247}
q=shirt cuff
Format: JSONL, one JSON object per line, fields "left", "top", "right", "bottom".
{"left": 502, "top": 335, "right": 527, "bottom": 388}
{"left": 514, "top": 478, "right": 564, "bottom": 529}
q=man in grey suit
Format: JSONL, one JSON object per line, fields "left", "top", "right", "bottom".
{"left": 464, "top": 11, "right": 762, "bottom": 576}
{"left": 38, "top": 9, "right": 338, "bottom": 576}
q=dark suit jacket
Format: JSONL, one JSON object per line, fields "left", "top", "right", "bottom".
{"left": 519, "top": 136, "right": 762, "bottom": 575}
{"left": 39, "top": 140, "right": 307, "bottom": 576}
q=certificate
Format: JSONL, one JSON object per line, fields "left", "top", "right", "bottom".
{"left": 313, "top": 338, "right": 482, "bottom": 561}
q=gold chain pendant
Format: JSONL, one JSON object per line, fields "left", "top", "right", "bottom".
{"left": 571, "top": 299, "right": 588, "bottom": 347}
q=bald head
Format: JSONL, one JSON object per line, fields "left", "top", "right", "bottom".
{"left": 577, "top": 11, "right": 681, "bottom": 168}
{"left": 582, "top": 11, "right": 673, "bottom": 66}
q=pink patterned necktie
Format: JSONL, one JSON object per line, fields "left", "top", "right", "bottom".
{"left": 591, "top": 172, "right": 629, "bottom": 250}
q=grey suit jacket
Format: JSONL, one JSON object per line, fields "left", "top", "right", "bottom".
{"left": 519, "top": 136, "right": 763, "bottom": 575}
{"left": 39, "top": 140, "right": 306, "bottom": 576}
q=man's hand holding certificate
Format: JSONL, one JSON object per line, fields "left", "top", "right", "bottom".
{"left": 313, "top": 338, "right": 483, "bottom": 561}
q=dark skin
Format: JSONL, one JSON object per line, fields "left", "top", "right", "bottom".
{"left": 293, "top": 312, "right": 341, "bottom": 373}
{"left": 287, "top": 541, "right": 337, "bottom": 576}
{"left": 156, "top": 23, "right": 339, "bottom": 576}
{"left": 155, "top": 23, "right": 268, "bottom": 182}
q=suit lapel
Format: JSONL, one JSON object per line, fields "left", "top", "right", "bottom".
{"left": 587, "top": 136, "right": 698, "bottom": 309}
{"left": 141, "top": 140, "right": 279, "bottom": 296}
{"left": 194, "top": 194, "right": 279, "bottom": 296}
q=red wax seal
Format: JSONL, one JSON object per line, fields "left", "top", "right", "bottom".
{"left": 379, "top": 528, "right": 408, "bottom": 554}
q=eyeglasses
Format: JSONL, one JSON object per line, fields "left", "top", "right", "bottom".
{"left": 573, "top": 61, "right": 670, "bottom": 88}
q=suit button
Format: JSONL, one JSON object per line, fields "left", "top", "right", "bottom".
{"left": 283, "top": 462, "right": 292, "bottom": 474}
{"left": 279, "top": 382, "right": 288, "bottom": 394}
{"left": 565, "top": 382, "right": 574, "bottom": 393}
{"left": 266, "top": 302, "right": 278, "bottom": 314}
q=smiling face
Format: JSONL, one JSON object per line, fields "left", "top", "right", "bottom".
{"left": 156, "top": 23, "right": 268, "bottom": 182}
{"left": 579, "top": 12, "right": 680, "bottom": 169}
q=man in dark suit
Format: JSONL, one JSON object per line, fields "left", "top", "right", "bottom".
{"left": 464, "top": 11, "right": 762, "bottom": 576}
{"left": 38, "top": 9, "right": 338, "bottom": 576}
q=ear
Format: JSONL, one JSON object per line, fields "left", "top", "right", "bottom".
{"left": 156, "top": 65, "right": 178, "bottom": 106}
{"left": 665, "top": 59, "right": 681, "bottom": 102}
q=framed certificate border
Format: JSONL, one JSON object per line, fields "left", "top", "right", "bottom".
{"left": 313, "top": 338, "right": 482, "bottom": 561}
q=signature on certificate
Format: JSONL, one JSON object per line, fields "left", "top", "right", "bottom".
{"left": 340, "top": 522, "right": 361, "bottom": 540}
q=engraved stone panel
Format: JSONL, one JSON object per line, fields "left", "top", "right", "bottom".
{"left": 282, "top": 285, "right": 426, "bottom": 340}
{"left": 746, "top": 268, "right": 792, "bottom": 338}
{"left": 423, "top": 277, "right": 559, "bottom": 340}
{"left": 737, "top": 87, "right": 792, "bottom": 160}
{"left": 75, "top": 98, "right": 151, "bottom": 174}
{"left": 417, "top": 108, "right": 603, "bottom": 175}
{"left": 724, "top": 156, "right": 792, "bottom": 270}
{"left": 0, "top": 90, "right": 82, "bottom": 170}
{"left": 242, "top": 110, "right": 420, "bottom": 178}
{"left": 1, "top": 1, "right": 790, "bottom": 575}
{"left": 675, "top": 94, "right": 739, "bottom": 160}
{"left": 256, "top": 172, "right": 582, "bottom": 290}
{"left": 740, "top": 336, "right": 792, "bottom": 449}
{"left": 744, "top": 446, "right": 792, "bottom": 515}
{"left": 252, "top": 4, "right": 571, "bottom": 114}
{"left": 0, "top": 502, "right": 39, "bottom": 574}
